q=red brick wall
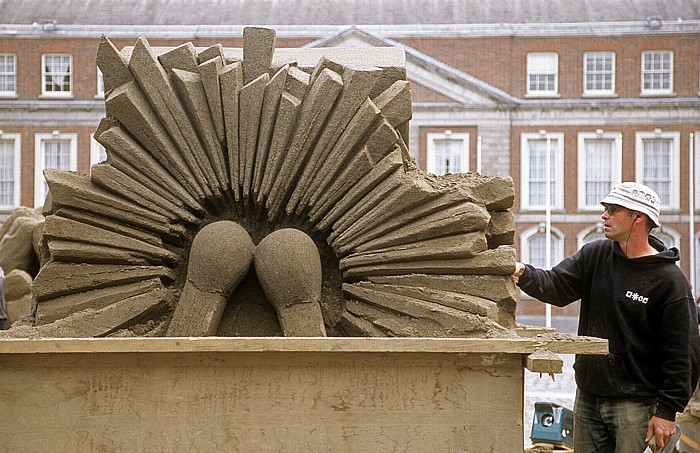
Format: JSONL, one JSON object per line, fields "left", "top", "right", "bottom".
{"left": 396, "top": 36, "right": 515, "bottom": 93}
{"left": 511, "top": 124, "right": 699, "bottom": 212}
{"left": 0, "top": 36, "right": 314, "bottom": 101}
{"left": 409, "top": 79, "right": 454, "bottom": 102}
{"left": 396, "top": 34, "right": 700, "bottom": 98}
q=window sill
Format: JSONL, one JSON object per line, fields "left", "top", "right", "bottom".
{"left": 0, "top": 93, "right": 18, "bottom": 99}
{"left": 519, "top": 207, "right": 566, "bottom": 213}
{"left": 94, "top": 94, "right": 104, "bottom": 100}
{"left": 638, "top": 91, "right": 677, "bottom": 98}
{"left": 525, "top": 93, "right": 561, "bottom": 99}
{"left": 581, "top": 93, "right": 619, "bottom": 99}
{"left": 38, "top": 94, "right": 75, "bottom": 100}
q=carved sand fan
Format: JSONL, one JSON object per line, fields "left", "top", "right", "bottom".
{"left": 31, "top": 27, "right": 518, "bottom": 338}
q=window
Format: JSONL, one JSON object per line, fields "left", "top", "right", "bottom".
{"left": 426, "top": 132, "right": 469, "bottom": 175}
{"left": 34, "top": 133, "right": 77, "bottom": 207}
{"left": 577, "top": 225, "right": 607, "bottom": 249}
{"left": 96, "top": 68, "right": 104, "bottom": 99}
{"left": 641, "top": 51, "right": 673, "bottom": 95}
{"left": 42, "top": 54, "right": 72, "bottom": 97}
{"left": 520, "top": 132, "right": 564, "bottom": 210}
{"left": 652, "top": 227, "right": 679, "bottom": 250}
{"left": 521, "top": 225, "right": 564, "bottom": 270}
{"left": 0, "top": 134, "right": 21, "bottom": 210}
{"left": 635, "top": 131, "right": 680, "bottom": 210}
{"left": 527, "top": 52, "right": 558, "bottom": 97}
{"left": 577, "top": 132, "right": 622, "bottom": 209}
{"left": 90, "top": 137, "right": 107, "bottom": 167}
{"left": 583, "top": 52, "right": 615, "bottom": 96}
{"left": 0, "top": 54, "right": 16, "bottom": 96}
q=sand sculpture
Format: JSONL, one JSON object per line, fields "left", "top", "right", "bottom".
{"left": 5, "top": 27, "right": 518, "bottom": 338}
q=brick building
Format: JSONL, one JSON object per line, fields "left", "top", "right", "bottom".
{"left": 1, "top": 0, "right": 699, "bottom": 316}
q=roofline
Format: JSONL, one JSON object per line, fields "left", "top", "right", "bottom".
{"left": 380, "top": 34, "right": 520, "bottom": 105}
{"left": 307, "top": 27, "right": 519, "bottom": 106}
{"left": 2, "top": 20, "right": 700, "bottom": 39}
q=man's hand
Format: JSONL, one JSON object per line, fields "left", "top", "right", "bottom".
{"left": 645, "top": 416, "right": 676, "bottom": 450}
{"left": 514, "top": 262, "right": 526, "bottom": 285}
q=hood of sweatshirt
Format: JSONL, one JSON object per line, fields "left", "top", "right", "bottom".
{"left": 612, "top": 234, "right": 680, "bottom": 264}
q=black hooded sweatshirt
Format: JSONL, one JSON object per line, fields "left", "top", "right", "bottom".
{"left": 518, "top": 236, "right": 700, "bottom": 420}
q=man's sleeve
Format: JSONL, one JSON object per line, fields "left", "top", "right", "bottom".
{"left": 655, "top": 295, "right": 700, "bottom": 420}
{"left": 517, "top": 250, "right": 586, "bottom": 307}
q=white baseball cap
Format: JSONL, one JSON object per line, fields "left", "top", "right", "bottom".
{"left": 600, "top": 182, "right": 660, "bottom": 227}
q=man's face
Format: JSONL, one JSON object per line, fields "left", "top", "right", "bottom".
{"left": 601, "top": 203, "right": 635, "bottom": 242}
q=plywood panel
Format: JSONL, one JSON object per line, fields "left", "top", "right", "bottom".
{"left": 0, "top": 347, "right": 525, "bottom": 452}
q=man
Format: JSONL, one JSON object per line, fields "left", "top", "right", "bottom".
{"left": 514, "top": 182, "right": 700, "bottom": 452}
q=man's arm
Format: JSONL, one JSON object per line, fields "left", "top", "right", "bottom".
{"left": 514, "top": 253, "right": 586, "bottom": 307}
{"left": 654, "top": 293, "right": 700, "bottom": 415}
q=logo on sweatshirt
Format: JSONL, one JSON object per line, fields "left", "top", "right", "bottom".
{"left": 626, "top": 291, "right": 649, "bottom": 304}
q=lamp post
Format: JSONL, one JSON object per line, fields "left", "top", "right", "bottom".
{"left": 690, "top": 132, "right": 696, "bottom": 301}
{"left": 540, "top": 129, "right": 552, "bottom": 328}
{"left": 476, "top": 135, "right": 482, "bottom": 174}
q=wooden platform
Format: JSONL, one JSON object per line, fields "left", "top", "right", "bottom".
{"left": 0, "top": 336, "right": 607, "bottom": 452}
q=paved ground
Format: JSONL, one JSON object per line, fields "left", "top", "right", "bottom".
{"left": 520, "top": 315, "right": 578, "bottom": 448}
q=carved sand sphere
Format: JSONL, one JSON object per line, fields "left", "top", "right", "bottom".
{"left": 28, "top": 27, "right": 518, "bottom": 338}
{"left": 255, "top": 228, "right": 326, "bottom": 337}
{"left": 167, "top": 220, "right": 254, "bottom": 336}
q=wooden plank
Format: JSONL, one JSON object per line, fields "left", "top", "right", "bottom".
{"left": 516, "top": 324, "right": 557, "bottom": 338}
{"left": 524, "top": 348, "right": 564, "bottom": 374}
{"left": 0, "top": 336, "right": 608, "bottom": 355}
{"left": 0, "top": 344, "right": 519, "bottom": 452}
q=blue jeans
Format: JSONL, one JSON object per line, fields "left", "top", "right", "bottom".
{"left": 574, "top": 389, "right": 656, "bottom": 453}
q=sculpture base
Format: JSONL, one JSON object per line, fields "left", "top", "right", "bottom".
{"left": 0, "top": 337, "right": 606, "bottom": 452}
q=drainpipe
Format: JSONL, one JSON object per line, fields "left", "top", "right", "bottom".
{"left": 690, "top": 132, "right": 696, "bottom": 300}
{"left": 540, "top": 130, "right": 552, "bottom": 328}
{"left": 476, "top": 135, "right": 482, "bottom": 174}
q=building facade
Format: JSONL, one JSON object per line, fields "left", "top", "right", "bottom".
{"left": 1, "top": 0, "right": 699, "bottom": 316}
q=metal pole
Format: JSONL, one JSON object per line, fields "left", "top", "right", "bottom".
{"left": 545, "top": 133, "right": 552, "bottom": 328}
{"left": 476, "top": 135, "right": 482, "bottom": 174}
{"left": 690, "top": 132, "right": 696, "bottom": 301}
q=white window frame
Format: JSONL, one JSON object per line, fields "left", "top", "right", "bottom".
{"left": 641, "top": 51, "right": 674, "bottom": 96}
{"left": 41, "top": 54, "right": 72, "bottom": 98}
{"left": 526, "top": 52, "right": 559, "bottom": 97}
{"left": 652, "top": 226, "right": 680, "bottom": 250}
{"left": 90, "top": 136, "right": 107, "bottom": 167}
{"left": 34, "top": 133, "right": 77, "bottom": 207}
{"left": 520, "top": 225, "right": 565, "bottom": 271}
{"left": 635, "top": 131, "right": 680, "bottom": 211}
{"left": 0, "top": 133, "right": 22, "bottom": 210}
{"left": 577, "top": 224, "right": 607, "bottom": 250}
{"left": 520, "top": 132, "right": 565, "bottom": 211}
{"left": 96, "top": 68, "right": 105, "bottom": 99}
{"left": 426, "top": 132, "right": 469, "bottom": 175}
{"left": 577, "top": 132, "right": 622, "bottom": 210}
{"left": 583, "top": 51, "right": 616, "bottom": 96}
{"left": 0, "top": 53, "right": 16, "bottom": 97}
